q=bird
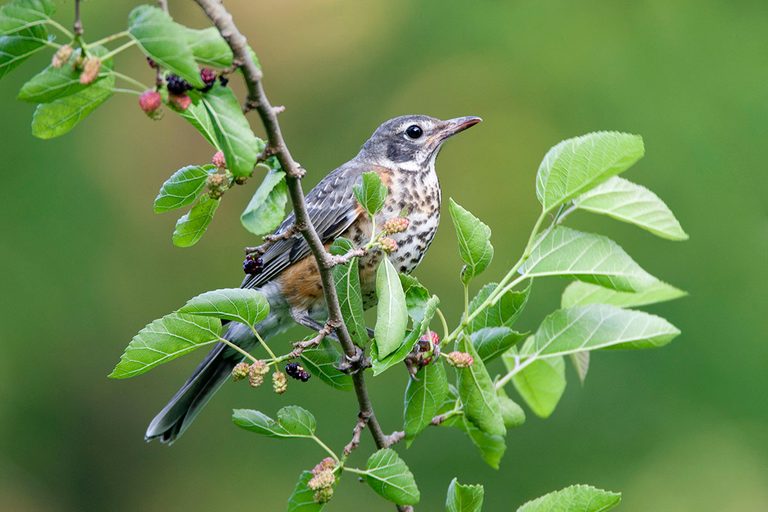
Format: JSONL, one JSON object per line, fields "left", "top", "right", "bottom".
{"left": 145, "top": 114, "right": 482, "bottom": 443}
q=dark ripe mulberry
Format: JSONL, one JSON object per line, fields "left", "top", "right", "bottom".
{"left": 243, "top": 255, "right": 264, "bottom": 275}
{"left": 285, "top": 362, "right": 311, "bottom": 382}
{"left": 166, "top": 74, "right": 192, "bottom": 95}
{"left": 219, "top": 75, "right": 229, "bottom": 87}
{"left": 200, "top": 68, "right": 217, "bottom": 91}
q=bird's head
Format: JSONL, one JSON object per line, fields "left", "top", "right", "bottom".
{"left": 359, "top": 114, "right": 481, "bottom": 172}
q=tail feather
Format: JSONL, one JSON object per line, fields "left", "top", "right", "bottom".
{"left": 145, "top": 323, "right": 255, "bottom": 444}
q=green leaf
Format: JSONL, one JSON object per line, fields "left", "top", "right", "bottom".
{"left": 178, "top": 288, "right": 269, "bottom": 327}
{"left": 241, "top": 165, "right": 288, "bottom": 236}
{"left": 400, "top": 274, "right": 431, "bottom": 323}
{"left": 569, "top": 351, "right": 591, "bottom": 385}
{"left": 127, "top": 5, "right": 204, "bottom": 87}
{"left": 365, "top": 449, "right": 420, "bottom": 505}
{"left": 374, "top": 256, "right": 408, "bottom": 358}
{"left": 471, "top": 326, "right": 527, "bottom": 363}
{"left": 536, "top": 131, "right": 644, "bottom": 212}
{"left": 184, "top": 27, "right": 233, "bottom": 68}
{"left": 517, "top": 484, "right": 621, "bottom": 512}
{"left": 521, "top": 304, "right": 680, "bottom": 358}
{"left": 521, "top": 226, "right": 658, "bottom": 293}
{"left": 467, "top": 282, "right": 530, "bottom": 333}
{"left": 18, "top": 46, "right": 113, "bottom": 103}
{"left": 460, "top": 416, "right": 506, "bottom": 469}
{"left": 232, "top": 406, "right": 317, "bottom": 438}
{"left": 457, "top": 336, "right": 505, "bottom": 437}
{"left": 330, "top": 238, "right": 368, "bottom": 347}
{"left": 372, "top": 295, "right": 439, "bottom": 376}
{"left": 404, "top": 361, "right": 448, "bottom": 446}
{"left": 109, "top": 313, "right": 222, "bottom": 379}
{"left": 299, "top": 338, "right": 353, "bottom": 391}
{"left": 0, "top": 32, "right": 47, "bottom": 79}
{"left": 172, "top": 194, "right": 219, "bottom": 247}
{"left": 448, "top": 198, "right": 494, "bottom": 283}
{"left": 202, "top": 84, "right": 262, "bottom": 177}
{"left": 504, "top": 349, "right": 566, "bottom": 419}
{"left": 154, "top": 164, "right": 214, "bottom": 213}
{"left": 179, "top": 96, "right": 219, "bottom": 148}
{"left": 561, "top": 280, "right": 687, "bottom": 309}
{"left": 0, "top": 0, "right": 55, "bottom": 36}
{"left": 497, "top": 387, "right": 526, "bottom": 428}
{"left": 31, "top": 73, "right": 114, "bottom": 139}
{"left": 446, "top": 478, "right": 484, "bottom": 512}
{"left": 573, "top": 176, "right": 688, "bottom": 240}
{"left": 353, "top": 171, "right": 388, "bottom": 216}
{"left": 287, "top": 471, "right": 326, "bottom": 512}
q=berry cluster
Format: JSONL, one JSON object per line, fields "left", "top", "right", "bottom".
{"left": 272, "top": 371, "right": 287, "bottom": 394}
{"left": 285, "top": 362, "right": 311, "bottom": 382}
{"left": 308, "top": 458, "right": 337, "bottom": 504}
{"left": 379, "top": 237, "right": 398, "bottom": 254}
{"left": 243, "top": 254, "right": 264, "bottom": 275}
{"left": 412, "top": 330, "right": 441, "bottom": 367}
{"left": 382, "top": 216, "right": 410, "bottom": 235}
{"left": 446, "top": 351, "right": 474, "bottom": 368}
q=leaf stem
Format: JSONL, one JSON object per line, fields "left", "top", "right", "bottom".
{"left": 101, "top": 39, "right": 137, "bottom": 60}
{"left": 90, "top": 30, "right": 130, "bottom": 48}
{"left": 111, "top": 71, "right": 149, "bottom": 91}
{"left": 249, "top": 325, "right": 279, "bottom": 361}
{"left": 311, "top": 435, "right": 340, "bottom": 463}
{"left": 343, "top": 467, "right": 368, "bottom": 476}
{"left": 45, "top": 19, "right": 74, "bottom": 38}
{"left": 495, "top": 354, "right": 537, "bottom": 390}
{"left": 435, "top": 307, "right": 450, "bottom": 340}
{"left": 113, "top": 87, "right": 142, "bottom": 96}
{"left": 217, "top": 336, "right": 258, "bottom": 364}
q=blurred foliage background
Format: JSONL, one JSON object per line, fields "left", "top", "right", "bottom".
{"left": 2, "top": 0, "right": 767, "bottom": 510}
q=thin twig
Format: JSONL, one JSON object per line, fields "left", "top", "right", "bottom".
{"left": 190, "top": 6, "right": 397, "bottom": 508}
{"left": 245, "top": 223, "right": 301, "bottom": 256}
{"left": 156, "top": 0, "right": 168, "bottom": 12}
{"left": 343, "top": 412, "right": 370, "bottom": 457}
{"left": 73, "top": 0, "right": 83, "bottom": 39}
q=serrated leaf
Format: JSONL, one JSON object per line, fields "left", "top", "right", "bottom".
{"left": 241, "top": 165, "right": 288, "bottom": 236}
{"left": 179, "top": 96, "right": 219, "bottom": 148}
{"left": 184, "top": 27, "right": 233, "bottom": 68}
{"left": 172, "top": 194, "right": 219, "bottom": 247}
{"left": 517, "top": 484, "right": 621, "bottom": 512}
{"left": 446, "top": 478, "right": 484, "bottom": 512}
{"left": 536, "top": 131, "right": 644, "bottom": 212}
{"left": 353, "top": 171, "right": 388, "bottom": 216}
{"left": 471, "top": 326, "right": 527, "bottom": 363}
{"left": 30, "top": 73, "right": 114, "bottom": 138}
{"left": 497, "top": 387, "right": 526, "bottom": 428}
{"left": 0, "top": 31, "right": 46, "bottom": 79}
{"left": 574, "top": 176, "right": 688, "bottom": 240}
{"left": 561, "top": 280, "right": 686, "bottom": 309}
{"left": 521, "top": 226, "right": 658, "bottom": 293}
{"left": 504, "top": 350, "right": 566, "bottom": 419}
{"left": 18, "top": 46, "right": 114, "bottom": 103}
{"left": 460, "top": 416, "right": 506, "bottom": 469}
{"left": 299, "top": 338, "right": 353, "bottom": 391}
{"left": 287, "top": 471, "right": 326, "bottom": 512}
{"left": 128, "top": 5, "right": 204, "bottom": 87}
{"left": 449, "top": 198, "right": 493, "bottom": 283}
{"left": 202, "top": 84, "right": 262, "bottom": 177}
{"left": 330, "top": 238, "right": 368, "bottom": 347}
{"left": 468, "top": 282, "right": 530, "bottom": 333}
{"left": 457, "top": 336, "right": 505, "bottom": 437}
{"left": 178, "top": 288, "right": 269, "bottom": 327}
{"left": 365, "top": 449, "right": 420, "bottom": 505}
{"left": 372, "top": 295, "right": 439, "bottom": 375}
{"left": 232, "top": 406, "right": 317, "bottom": 438}
{"left": 154, "top": 164, "right": 214, "bottom": 213}
{"left": 404, "top": 361, "right": 448, "bottom": 446}
{"left": 521, "top": 304, "right": 680, "bottom": 358}
{"left": 109, "top": 313, "right": 222, "bottom": 379}
{"left": 0, "top": 0, "right": 55, "bottom": 36}
{"left": 400, "top": 274, "right": 431, "bottom": 323}
{"left": 374, "top": 256, "right": 408, "bottom": 358}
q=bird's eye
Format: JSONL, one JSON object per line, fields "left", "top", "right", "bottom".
{"left": 405, "top": 125, "right": 423, "bottom": 139}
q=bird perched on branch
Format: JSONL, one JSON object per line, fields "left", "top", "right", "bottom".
{"left": 146, "top": 114, "right": 481, "bottom": 443}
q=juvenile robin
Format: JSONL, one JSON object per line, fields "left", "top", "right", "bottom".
{"left": 146, "top": 114, "right": 481, "bottom": 443}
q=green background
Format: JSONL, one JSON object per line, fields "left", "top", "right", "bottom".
{"left": 2, "top": 0, "right": 767, "bottom": 510}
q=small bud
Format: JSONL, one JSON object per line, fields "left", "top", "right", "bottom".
{"left": 234, "top": 176, "right": 248, "bottom": 185}
{"left": 168, "top": 93, "right": 192, "bottom": 112}
{"left": 313, "top": 486, "right": 334, "bottom": 504}
{"left": 420, "top": 330, "right": 440, "bottom": 346}
{"left": 285, "top": 362, "right": 311, "bottom": 382}
{"left": 211, "top": 151, "right": 226, "bottom": 169}
{"left": 52, "top": 45, "right": 73, "bottom": 68}
{"left": 248, "top": 360, "right": 268, "bottom": 387}
{"left": 79, "top": 57, "right": 101, "bottom": 84}
{"left": 312, "top": 457, "right": 336, "bottom": 475}
{"left": 447, "top": 351, "right": 474, "bottom": 368}
{"left": 272, "top": 371, "right": 288, "bottom": 394}
{"left": 138, "top": 90, "right": 163, "bottom": 119}
{"left": 379, "top": 237, "right": 397, "bottom": 254}
{"left": 231, "top": 362, "right": 249, "bottom": 381}
{"left": 243, "top": 255, "right": 264, "bottom": 275}
{"left": 382, "top": 217, "right": 410, "bottom": 235}
{"left": 200, "top": 67, "right": 217, "bottom": 91}
{"left": 207, "top": 172, "right": 229, "bottom": 199}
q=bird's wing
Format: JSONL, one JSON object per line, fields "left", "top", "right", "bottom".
{"left": 241, "top": 161, "right": 372, "bottom": 289}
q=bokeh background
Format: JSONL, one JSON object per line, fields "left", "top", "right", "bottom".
{"left": 2, "top": 0, "right": 767, "bottom": 510}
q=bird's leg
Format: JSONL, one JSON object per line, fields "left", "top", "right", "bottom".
{"left": 291, "top": 308, "right": 370, "bottom": 373}
{"left": 290, "top": 308, "right": 340, "bottom": 341}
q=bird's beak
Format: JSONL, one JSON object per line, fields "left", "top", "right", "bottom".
{"left": 438, "top": 116, "right": 482, "bottom": 139}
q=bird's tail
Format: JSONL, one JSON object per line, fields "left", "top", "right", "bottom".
{"left": 145, "top": 322, "right": 256, "bottom": 444}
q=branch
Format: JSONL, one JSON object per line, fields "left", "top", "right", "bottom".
{"left": 191, "top": 2, "right": 399, "bottom": 507}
